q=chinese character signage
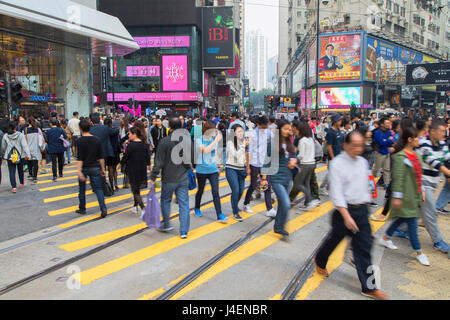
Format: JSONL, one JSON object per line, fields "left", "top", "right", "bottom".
{"left": 162, "top": 55, "right": 188, "bottom": 91}
{"left": 202, "top": 6, "right": 235, "bottom": 69}
{"left": 319, "top": 33, "right": 362, "bottom": 82}
{"left": 134, "top": 36, "right": 190, "bottom": 48}
{"left": 126, "top": 66, "right": 160, "bottom": 77}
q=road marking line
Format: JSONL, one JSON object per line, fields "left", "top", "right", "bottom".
{"left": 38, "top": 169, "right": 78, "bottom": 178}
{"left": 59, "top": 194, "right": 231, "bottom": 252}
{"left": 137, "top": 274, "right": 187, "bottom": 300}
{"left": 294, "top": 208, "right": 386, "bottom": 300}
{"left": 71, "top": 198, "right": 268, "bottom": 285}
{"left": 167, "top": 201, "right": 334, "bottom": 300}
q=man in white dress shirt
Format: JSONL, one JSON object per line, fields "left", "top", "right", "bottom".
{"left": 314, "top": 131, "right": 388, "bottom": 300}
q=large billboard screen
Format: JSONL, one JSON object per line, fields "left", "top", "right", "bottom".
{"left": 318, "top": 33, "right": 361, "bottom": 82}
{"left": 406, "top": 62, "right": 450, "bottom": 86}
{"left": 162, "top": 55, "right": 188, "bottom": 91}
{"left": 202, "top": 7, "right": 235, "bottom": 69}
{"left": 320, "top": 87, "right": 361, "bottom": 106}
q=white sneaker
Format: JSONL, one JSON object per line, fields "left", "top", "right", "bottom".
{"left": 138, "top": 207, "right": 145, "bottom": 219}
{"left": 416, "top": 254, "right": 430, "bottom": 266}
{"left": 266, "top": 208, "right": 277, "bottom": 218}
{"left": 131, "top": 206, "right": 138, "bottom": 214}
{"left": 319, "top": 189, "right": 329, "bottom": 196}
{"left": 243, "top": 205, "right": 253, "bottom": 213}
{"left": 378, "top": 238, "right": 398, "bottom": 250}
{"left": 306, "top": 200, "right": 320, "bottom": 210}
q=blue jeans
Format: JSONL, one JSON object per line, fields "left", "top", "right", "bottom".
{"left": 195, "top": 172, "right": 222, "bottom": 217}
{"left": 225, "top": 168, "right": 246, "bottom": 215}
{"left": 161, "top": 179, "right": 190, "bottom": 234}
{"left": 436, "top": 180, "right": 450, "bottom": 210}
{"left": 65, "top": 147, "right": 71, "bottom": 163}
{"left": 271, "top": 181, "right": 292, "bottom": 231}
{"left": 78, "top": 166, "right": 107, "bottom": 213}
{"left": 7, "top": 160, "right": 24, "bottom": 188}
{"left": 385, "top": 217, "right": 421, "bottom": 252}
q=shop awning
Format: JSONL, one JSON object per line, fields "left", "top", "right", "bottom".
{"left": 0, "top": 0, "right": 139, "bottom": 56}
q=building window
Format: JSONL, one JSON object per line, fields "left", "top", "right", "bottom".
{"left": 394, "top": 3, "right": 399, "bottom": 14}
{"left": 386, "top": 0, "right": 392, "bottom": 11}
{"left": 421, "top": 18, "right": 425, "bottom": 27}
{"left": 344, "top": 14, "right": 350, "bottom": 24}
{"left": 394, "top": 24, "right": 405, "bottom": 36}
{"left": 420, "top": 35, "right": 424, "bottom": 45}
{"left": 297, "top": 11, "right": 302, "bottom": 17}
{"left": 297, "top": 35, "right": 302, "bottom": 42}
{"left": 385, "top": 20, "right": 392, "bottom": 31}
{"left": 297, "top": 24, "right": 301, "bottom": 30}
{"left": 304, "top": 24, "right": 307, "bottom": 29}
{"left": 297, "top": 0, "right": 302, "bottom": 6}
{"left": 400, "top": 7, "right": 405, "bottom": 17}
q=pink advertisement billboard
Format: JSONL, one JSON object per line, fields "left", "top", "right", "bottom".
{"left": 107, "top": 92, "right": 200, "bottom": 102}
{"left": 162, "top": 55, "right": 188, "bottom": 91}
{"left": 134, "top": 36, "right": 190, "bottom": 48}
{"left": 126, "top": 66, "right": 160, "bottom": 77}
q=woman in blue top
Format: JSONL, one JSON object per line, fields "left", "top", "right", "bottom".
{"left": 261, "top": 120, "right": 299, "bottom": 236}
{"left": 46, "top": 119, "right": 67, "bottom": 182}
{"left": 194, "top": 120, "right": 227, "bottom": 223}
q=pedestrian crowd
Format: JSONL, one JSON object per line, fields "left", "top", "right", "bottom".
{"left": 1, "top": 109, "right": 449, "bottom": 299}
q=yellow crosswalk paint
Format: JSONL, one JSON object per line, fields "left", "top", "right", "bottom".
{"left": 59, "top": 192, "right": 231, "bottom": 252}
{"left": 294, "top": 207, "right": 386, "bottom": 300}
{"left": 167, "top": 201, "right": 334, "bottom": 300}
{"left": 71, "top": 197, "right": 267, "bottom": 285}
{"left": 38, "top": 169, "right": 78, "bottom": 178}
{"left": 138, "top": 274, "right": 187, "bottom": 300}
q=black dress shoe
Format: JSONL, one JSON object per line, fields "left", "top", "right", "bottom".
{"left": 274, "top": 229, "right": 289, "bottom": 236}
{"left": 101, "top": 211, "right": 107, "bottom": 218}
{"left": 76, "top": 209, "right": 86, "bottom": 215}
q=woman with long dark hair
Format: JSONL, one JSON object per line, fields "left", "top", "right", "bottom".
{"left": 225, "top": 124, "right": 249, "bottom": 222}
{"left": 378, "top": 126, "right": 430, "bottom": 265}
{"left": 260, "top": 120, "right": 299, "bottom": 236}
{"left": 121, "top": 126, "right": 151, "bottom": 216}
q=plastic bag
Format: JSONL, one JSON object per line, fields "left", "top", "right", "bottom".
{"left": 141, "top": 186, "right": 161, "bottom": 229}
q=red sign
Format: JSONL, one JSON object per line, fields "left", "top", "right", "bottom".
{"left": 209, "top": 28, "right": 229, "bottom": 41}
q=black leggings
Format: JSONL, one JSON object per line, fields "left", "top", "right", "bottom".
{"left": 28, "top": 160, "right": 39, "bottom": 180}
{"left": 131, "top": 185, "right": 144, "bottom": 209}
{"left": 108, "top": 165, "right": 118, "bottom": 188}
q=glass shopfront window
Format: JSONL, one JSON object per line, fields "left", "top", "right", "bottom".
{"left": 0, "top": 31, "right": 91, "bottom": 118}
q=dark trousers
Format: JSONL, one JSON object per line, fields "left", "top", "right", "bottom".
{"left": 78, "top": 166, "right": 107, "bottom": 213}
{"left": 7, "top": 160, "right": 24, "bottom": 188}
{"left": 131, "top": 185, "right": 144, "bottom": 209}
{"left": 381, "top": 182, "right": 392, "bottom": 216}
{"left": 243, "top": 165, "right": 273, "bottom": 210}
{"left": 50, "top": 153, "right": 64, "bottom": 178}
{"left": 315, "top": 205, "right": 376, "bottom": 293}
{"left": 195, "top": 172, "right": 222, "bottom": 217}
{"left": 28, "top": 160, "right": 39, "bottom": 180}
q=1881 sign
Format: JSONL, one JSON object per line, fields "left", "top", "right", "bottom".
{"left": 406, "top": 62, "right": 450, "bottom": 86}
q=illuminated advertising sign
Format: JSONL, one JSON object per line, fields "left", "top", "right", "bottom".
{"left": 202, "top": 6, "right": 235, "bottom": 69}
{"left": 221, "top": 43, "right": 240, "bottom": 77}
{"left": 406, "top": 62, "right": 450, "bottom": 86}
{"left": 319, "top": 33, "right": 362, "bottom": 82}
{"left": 162, "top": 55, "right": 188, "bottom": 92}
{"left": 107, "top": 92, "right": 200, "bottom": 102}
{"left": 320, "top": 87, "right": 361, "bottom": 106}
{"left": 126, "top": 66, "right": 160, "bottom": 77}
{"left": 134, "top": 36, "right": 190, "bottom": 48}
{"left": 243, "top": 79, "right": 250, "bottom": 99}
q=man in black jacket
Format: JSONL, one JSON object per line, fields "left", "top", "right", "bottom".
{"left": 89, "top": 113, "right": 119, "bottom": 160}
{"left": 150, "top": 117, "right": 191, "bottom": 239}
{"left": 150, "top": 118, "right": 167, "bottom": 151}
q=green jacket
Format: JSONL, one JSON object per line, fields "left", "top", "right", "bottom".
{"left": 390, "top": 150, "right": 423, "bottom": 219}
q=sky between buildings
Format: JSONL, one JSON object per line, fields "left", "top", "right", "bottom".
{"left": 245, "top": 0, "right": 279, "bottom": 59}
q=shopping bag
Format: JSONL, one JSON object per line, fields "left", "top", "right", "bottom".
{"left": 60, "top": 135, "right": 71, "bottom": 148}
{"left": 187, "top": 169, "right": 196, "bottom": 190}
{"left": 142, "top": 186, "right": 161, "bottom": 229}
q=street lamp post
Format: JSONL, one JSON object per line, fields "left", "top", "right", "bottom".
{"left": 315, "top": 0, "right": 320, "bottom": 118}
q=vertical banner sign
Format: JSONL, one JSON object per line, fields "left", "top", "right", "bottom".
{"left": 162, "top": 55, "right": 188, "bottom": 92}
{"left": 318, "top": 33, "right": 362, "bottom": 82}
{"left": 202, "top": 6, "right": 235, "bottom": 69}
{"left": 308, "top": 40, "right": 317, "bottom": 86}
{"left": 100, "top": 59, "right": 107, "bottom": 93}
{"left": 203, "top": 71, "right": 209, "bottom": 97}
{"left": 242, "top": 79, "right": 250, "bottom": 100}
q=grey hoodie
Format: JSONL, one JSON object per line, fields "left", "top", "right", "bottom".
{"left": 1, "top": 131, "right": 31, "bottom": 161}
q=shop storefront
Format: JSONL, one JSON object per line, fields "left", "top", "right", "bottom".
{"left": 103, "top": 26, "right": 203, "bottom": 116}
{"left": 0, "top": 0, "right": 138, "bottom": 118}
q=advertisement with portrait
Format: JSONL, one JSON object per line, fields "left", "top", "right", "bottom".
{"left": 308, "top": 40, "right": 317, "bottom": 86}
{"left": 202, "top": 6, "right": 235, "bottom": 69}
{"left": 162, "top": 55, "right": 188, "bottom": 92}
{"left": 318, "top": 33, "right": 362, "bottom": 82}
{"left": 320, "top": 87, "right": 361, "bottom": 107}
{"left": 292, "top": 59, "right": 306, "bottom": 94}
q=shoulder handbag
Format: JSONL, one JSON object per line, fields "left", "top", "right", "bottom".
{"left": 102, "top": 177, "right": 114, "bottom": 197}
{"left": 60, "top": 134, "right": 71, "bottom": 148}
{"left": 187, "top": 169, "right": 197, "bottom": 190}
